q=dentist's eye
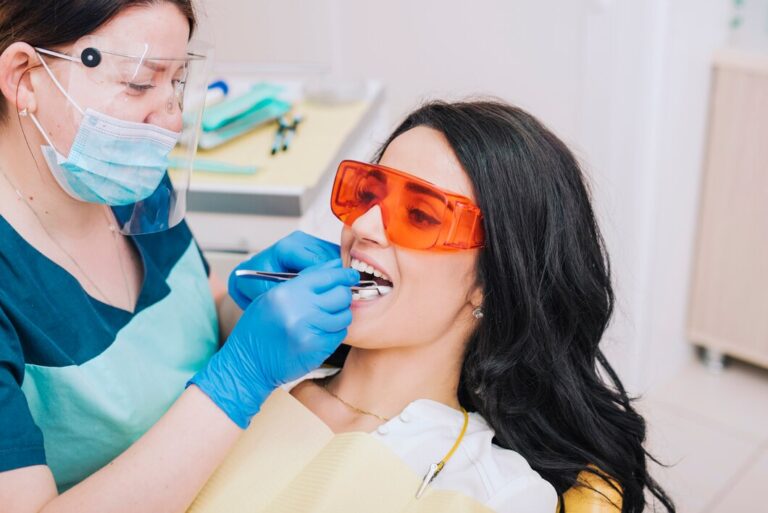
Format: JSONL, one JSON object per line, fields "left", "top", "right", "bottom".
{"left": 124, "top": 82, "right": 155, "bottom": 93}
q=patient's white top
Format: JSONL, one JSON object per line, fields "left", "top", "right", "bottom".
{"left": 284, "top": 368, "right": 557, "bottom": 513}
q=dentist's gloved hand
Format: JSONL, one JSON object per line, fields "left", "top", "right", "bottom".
{"left": 190, "top": 259, "right": 359, "bottom": 428}
{"left": 229, "top": 231, "right": 341, "bottom": 310}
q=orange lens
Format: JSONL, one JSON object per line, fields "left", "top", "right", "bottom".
{"left": 331, "top": 161, "right": 484, "bottom": 251}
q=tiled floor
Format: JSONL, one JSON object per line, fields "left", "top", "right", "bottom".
{"left": 641, "top": 358, "right": 768, "bottom": 512}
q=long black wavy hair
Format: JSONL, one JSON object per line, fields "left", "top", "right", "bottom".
{"left": 373, "top": 100, "right": 674, "bottom": 513}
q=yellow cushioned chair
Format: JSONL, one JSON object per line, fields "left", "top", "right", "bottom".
{"left": 558, "top": 469, "right": 622, "bottom": 513}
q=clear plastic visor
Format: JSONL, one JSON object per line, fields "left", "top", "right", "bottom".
{"left": 32, "top": 35, "right": 211, "bottom": 234}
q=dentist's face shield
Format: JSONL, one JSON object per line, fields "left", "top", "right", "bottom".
{"left": 29, "top": 35, "right": 211, "bottom": 234}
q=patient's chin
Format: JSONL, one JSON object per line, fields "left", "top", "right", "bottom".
{"left": 343, "top": 324, "right": 393, "bottom": 350}
{"left": 342, "top": 330, "right": 377, "bottom": 350}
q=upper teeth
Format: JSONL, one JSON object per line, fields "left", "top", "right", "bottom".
{"left": 350, "top": 258, "right": 391, "bottom": 282}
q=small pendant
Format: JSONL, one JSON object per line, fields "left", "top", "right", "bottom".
{"left": 415, "top": 462, "right": 441, "bottom": 499}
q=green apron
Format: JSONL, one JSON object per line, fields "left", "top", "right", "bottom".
{"left": 21, "top": 240, "right": 219, "bottom": 491}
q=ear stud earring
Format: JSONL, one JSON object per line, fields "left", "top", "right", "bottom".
{"left": 19, "top": 108, "right": 28, "bottom": 117}
{"left": 472, "top": 307, "right": 484, "bottom": 320}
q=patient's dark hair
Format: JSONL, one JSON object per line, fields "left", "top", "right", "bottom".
{"left": 0, "top": 0, "right": 195, "bottom": 122}
{"left": 373, "top": 101, "right": 674, "bottom": 513}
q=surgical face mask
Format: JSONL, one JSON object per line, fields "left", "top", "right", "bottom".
{"left": 28, "top": 52, "right": 181, "bottom": 206}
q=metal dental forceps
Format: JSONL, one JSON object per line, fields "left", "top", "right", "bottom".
{"left": 234, "top": 270, "right": 388, "bottom": 295}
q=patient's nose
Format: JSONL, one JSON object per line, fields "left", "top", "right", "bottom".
{"left": 350, "top": 205, "right": 389, "bottom": 247}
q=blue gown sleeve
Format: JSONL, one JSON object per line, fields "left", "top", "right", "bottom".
{"left": 0, "top": 305, "right": 46, "bottom": 473}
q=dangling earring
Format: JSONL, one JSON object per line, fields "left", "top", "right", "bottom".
{"left": 472, "top": 307, "right": 484, "bottom": 320}
{"left": 19, "top": 108, "right": 28, "bottom": 117}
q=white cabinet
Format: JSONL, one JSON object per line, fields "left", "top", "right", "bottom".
{"left": 688, "top": 50, "right": 768, "bottom": 369}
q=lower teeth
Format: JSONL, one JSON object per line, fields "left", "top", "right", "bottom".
{"left": 353, "top": 289, "right": 380, "bottom": 301}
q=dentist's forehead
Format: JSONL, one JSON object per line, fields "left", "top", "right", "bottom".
{"left": 90, "top": 4, "right": 190, "bottom": 59}
{"left": 378, "top": 126, "right": 475, "bottom": 200}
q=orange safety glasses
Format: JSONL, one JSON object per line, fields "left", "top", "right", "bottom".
{"left": 330, "top": 160, "right": 484, "bottom": 251}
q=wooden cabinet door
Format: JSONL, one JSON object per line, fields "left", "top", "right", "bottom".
{"left": 688, "top": 57, "right": 768, "bottom": 368}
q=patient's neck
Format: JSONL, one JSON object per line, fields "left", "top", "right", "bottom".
{"left": 331, "top": 342, "right": 464, "bottom": 419}
{"left": 291, "top": 325, "right": 470, "bottom": 433}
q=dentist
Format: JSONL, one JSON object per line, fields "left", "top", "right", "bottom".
{"left": 0, "top": 1, "right": 356, "bottom": 512}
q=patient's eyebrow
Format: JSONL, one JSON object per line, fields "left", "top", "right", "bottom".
{"left": 405, "top": 181, "right": 446, "bottom": 202}
{"left": 367, "top": 169, "right": 388, "bottom": 183}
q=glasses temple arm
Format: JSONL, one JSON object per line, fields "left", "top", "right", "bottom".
{"left": 34, "top": 47, "right": 80, "bottom": 63}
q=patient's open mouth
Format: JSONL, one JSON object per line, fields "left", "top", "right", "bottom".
{"left": 350, "top": 257, "right": 393, "bottom": 300}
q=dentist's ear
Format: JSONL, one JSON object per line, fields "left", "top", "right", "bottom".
{"left": 0, "top": 42, "right": 40, "bottom": 115}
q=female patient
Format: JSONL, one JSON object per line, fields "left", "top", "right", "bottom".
{"left": 196, "top": 101, "right": 675, "bottom": 513}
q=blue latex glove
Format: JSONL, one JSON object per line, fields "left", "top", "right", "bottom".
{"left": 230, "top": 231, "right": 341, "bottom": 310}
{"left": 190, "top": 259, "right": 359, "bottom": 428}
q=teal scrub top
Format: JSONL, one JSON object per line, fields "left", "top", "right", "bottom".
{"left": 0, "top": 215, "right": 219, "bottom": 491}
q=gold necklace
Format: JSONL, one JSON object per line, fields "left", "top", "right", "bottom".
{"left": 319, "top": 377, "right": 391, "bottom": 422}
{"left": 316, "top": 375, "right": 469, "bottom": 499}
{"left": 0, "top": 167, "right": 133, "bottom": 310}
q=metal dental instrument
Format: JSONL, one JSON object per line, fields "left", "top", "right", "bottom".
{"left": 234, "top": 269, "right": 388, "bottom": 295}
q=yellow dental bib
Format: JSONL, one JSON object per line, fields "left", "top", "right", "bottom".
{"left": 189, "top": 388, "right": 494, "bottom": 513}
